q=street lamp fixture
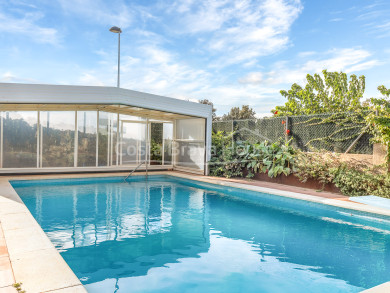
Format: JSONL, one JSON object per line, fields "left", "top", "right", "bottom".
{"left": 109, "top": 26, "right": 122, "bottom": 87}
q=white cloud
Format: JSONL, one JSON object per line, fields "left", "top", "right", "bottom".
{"left": 352, "top": 1, "right": 390, "bottom": 38}
{"left": 373, "top": 21, "right": 390, "bottom": 38}
{"left": 0, "top": 72, "right": 16, "bottom": 82}
{"left": 298, "top": 51, "right": 317, "bottom": 58}
{"left": 239, "top": 72, "right": 263, "bottom": 84}
{"left": 346, "top": 60, "right": 381, "bottom": 72}
{"left": 0, "top": 11, "right": 59, "bottom": 44}
{"left": 241, "top": 48, "right": 381, "bottom": 86}
{"left": 0, "top": 71, "right": 39, "bottom": 83}
{"left": 70, "top": 42, "right": 282, "bottom": 116}
{"left": 166, "top": 0, "right": 303, "bottom": 67}
{"left": 57, "top": 0, "right": 134, "bottom": 28}
{"left": 171, "top": 0, "right": 233, "bottom": 33}
{"left": 78, "top": 73, "right": 105, "bottom": 86}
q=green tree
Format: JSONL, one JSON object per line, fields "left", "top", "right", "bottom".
{"left": 222, "top": 105, "right": 256, "bottom": 121}
{"left": 378, "top": 85, "right": 390, "bottom": 97}
{"left": 366, "top": 85, "right": 390, "bottom": 164}
{"left": 198, "top": 99, "right": 218, "bottom": 121}
{"left": 272, "top": 70, "right": 365, "bottom": 116}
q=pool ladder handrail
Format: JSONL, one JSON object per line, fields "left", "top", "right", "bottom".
{"left": 124, "top": 161, "right": 148, "bottom": 182}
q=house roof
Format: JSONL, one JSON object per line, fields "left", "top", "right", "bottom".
{"left": 0, "top": 82, "right": 212, "bottom": 119}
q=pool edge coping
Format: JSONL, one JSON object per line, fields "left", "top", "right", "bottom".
{"left": 2, "top": 171, "right": 390, "bottom": 292}
{"left": 0, "top": 178, "right": 87, "bottom": 293}
{"left": 167, "top": 172, "right": 390, "bottom": 218}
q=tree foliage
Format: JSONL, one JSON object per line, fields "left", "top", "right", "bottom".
{"left": 198, "top": 99, "right": 218, "bottom": 121}
{"left": 272, "top": 70, "right": 365, "bottom": 116}
{"left": 222, "top": 105, "right": 256, "bottom": 121}
{"left": 366, "top": 85, "right": 390, "bottom": 163}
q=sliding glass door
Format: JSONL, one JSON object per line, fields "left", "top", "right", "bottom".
{"left": 120, "top": 121, "right": 147, "bottom": 166}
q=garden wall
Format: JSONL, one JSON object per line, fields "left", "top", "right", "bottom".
{"left": 242, "top": 169, "right": 341, "bottom": 194}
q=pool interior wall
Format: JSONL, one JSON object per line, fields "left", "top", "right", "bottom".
{"left": 9, "top": 174, "right": 390, "bottom": 293}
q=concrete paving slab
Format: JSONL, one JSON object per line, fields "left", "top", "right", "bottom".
{"left": 0, "top": 201, "right": 29, "bottom": 215}
{"left": 0, "top": 212, "right": 37, "bottom": 232}
{"left": 11, "top": 248, "right": 82, "bottom": 293}
{"left": 362, "top": 282, "right": 390, "bottom": 293}
{"left": 44, "top": 284, "right": 87, "bottom": 292}
{"left": 0, "top": 256, "right": 14, "bottom": 288}
{"left": 4, "top": 227, "right": 54, "bottom": 256}
{"left": 0, "top": 285, "right": 18, "bottom": 293}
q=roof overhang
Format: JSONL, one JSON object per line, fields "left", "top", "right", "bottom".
{"left": 0, "top": 83, "right": 212, "bottom": 119}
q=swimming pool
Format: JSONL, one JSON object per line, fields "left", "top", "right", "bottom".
{"left": 11, "top": 175, "right": 390, "bottom": 292}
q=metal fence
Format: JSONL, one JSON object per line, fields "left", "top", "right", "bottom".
{"left": 212, "top": 113, "right": 373, "bottom": 155}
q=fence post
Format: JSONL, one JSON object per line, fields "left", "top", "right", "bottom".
{"left": 285, "top": 116, "right": 289, "bottom": 144}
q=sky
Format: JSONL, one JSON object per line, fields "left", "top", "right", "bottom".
{"left": 0, "top": 0, "right": 390, "bottom": 117}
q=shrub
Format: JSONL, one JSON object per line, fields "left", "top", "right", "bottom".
{"left": 332, "top": 162, "right": 390, "bottom": 197}
{"left": 209, "top": 131, "right": 243, "bottom": 178}
{"left": 294, "top": 151, "right": 340, "bottom": 189}
{"left": 209, "top": 132, "right": 295, "bottom": 179}
{"left": 294, "top": 151, "right": 390, "bottom": 197}
{"left": 209, "top": 131, "right": 390, "bottom": 198}
{"left": 240, "top": 139, "right": 296, "bottom": 178}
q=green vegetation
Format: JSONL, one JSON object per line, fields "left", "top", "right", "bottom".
{"left": 150, "top": 123, "right": 163, "bottom": 164}
{"left": 13, "top": 283, "right": 26, "bottom": 293}
{"left": 238, "top": 139, "right": 296, "bottom": 178}
{"left": 294, "top": 151, "right": 390, "bottom": 197}
{"left": 198, "top": 100, "right": 256, "bottom": 122}
{"left": 150, "top": 140, "right": 163, "bottom": 163}
{"left": 366, "top": 85, "right": 390, "bottom": 163}
{"left": 272, "top": 70, "right": 365, "bottom": 116}
{"left": 207, "top": 69, "right": 390, "bottom": 198}
{"left": 209, "top": 131, "right": 242, "bottom": 178}
{"left": 209, "top": 131, "right": 390, "bottom": 198}
{"left": 198, "top": 99, "right": 218, "bottom": 121}
{"left": 210, "top": 132, "right": 295, "bottom": 179}
{"left": 222, "top": 105, "right": 256, "bottom": 121}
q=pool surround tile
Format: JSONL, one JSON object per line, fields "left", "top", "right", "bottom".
{"left": 0, "top": 177, "right": 86, "bottom": 293}
{"left": 0, "top": 224, "right": 15, "bottom": 289}
{"left": 11, "top": 248, "right": 82, "bottom": 293}
{"left": 0, "top": 285, "right": 18, "bottom": 293}
{"left": 361, "top": 282, "right": 390, "bottom": 293}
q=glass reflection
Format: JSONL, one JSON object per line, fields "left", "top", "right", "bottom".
{"left": 2, "top": 111, "right": 37, "bottom": 168}
{"left": 41, "top": 111, "right": 75, "bottom": 167}
{"left": 77, "top": 111, "right": 97, "bottom": 167}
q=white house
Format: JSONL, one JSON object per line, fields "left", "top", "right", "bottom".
{"left": 0, "top": 83, "right": 212, "bottom": 175}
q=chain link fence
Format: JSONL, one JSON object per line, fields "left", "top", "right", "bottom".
{"left": 213, "top": 113, "right": 373, "bottom": 155}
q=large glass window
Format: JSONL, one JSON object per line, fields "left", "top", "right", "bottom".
{"left": 98, "top": 112, "right": 118, "bottom": 167}
{"left": 98, "top": 112, "right": 109, "bottom": 166}
{"left": 175, "top": 118, "right": 205, "bottom": 171}
{"left": 176, "top": 119, "right": 205, "bottom": 140}
{"left": 111, "top": 114, "right": 118, "bottom": 166}
{"left": 176, "top": 142, "right": 205, "bottom": 170}
{"left": 41, "top": 111, "right": 75, "bottom": 167}
{"left": 120, "top": 121, "right": 147, "bottom": 165}
{"left": 163, "top": 123, "right": 173, "bottom": 165}
{"left": 2, "top": 111, "right": 37, "bottom": 168}
{"left": 0, "top": 105, "right": 201, "bottom": 172}
{"left": 77, "top": 111, "right": 97, "bottom": 167}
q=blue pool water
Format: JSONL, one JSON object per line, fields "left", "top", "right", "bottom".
{"left": 11, "top": 175, "right": 390, "bottom": 292}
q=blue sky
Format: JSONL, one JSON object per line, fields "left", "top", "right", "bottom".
{"left": 1, "top": 0, "right": 389, "bottom": 116}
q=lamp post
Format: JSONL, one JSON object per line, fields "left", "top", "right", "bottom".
{"left": 109, "top": 26, "right": 122, "bottom": 88}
